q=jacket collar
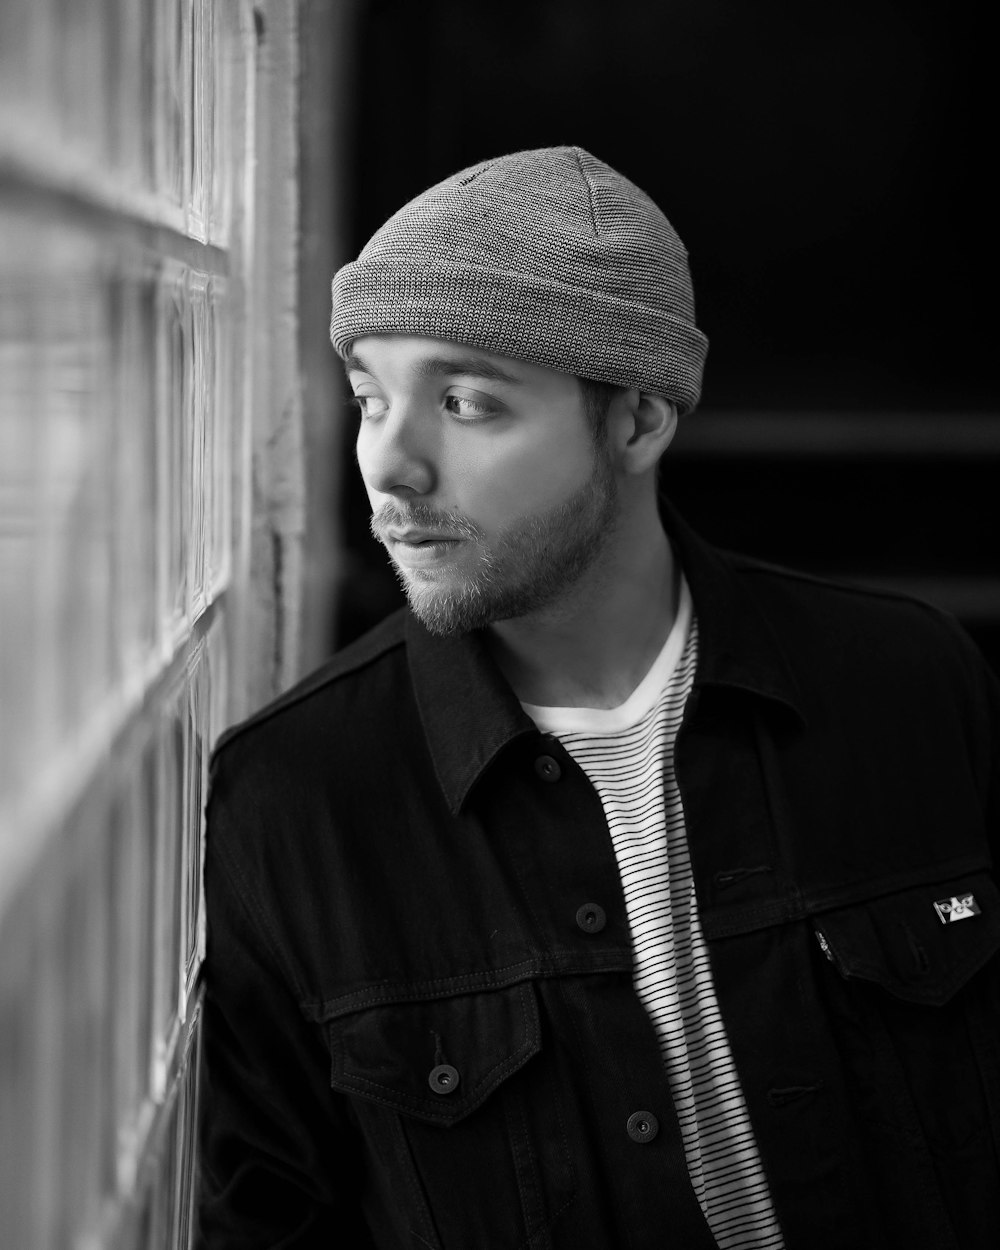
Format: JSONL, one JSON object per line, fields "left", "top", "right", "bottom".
{"left": 406, "top": 503, "right": 806, "bottom": 815}
{"left": 405, "top": 611, "right": 537, "bottom": 815}
{"left": 661, "top": 500, "right": 806, "bottom": 718}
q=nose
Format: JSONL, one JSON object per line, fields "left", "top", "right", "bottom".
{"left": 357, "top": 400, "right": 435, "bottom": 499}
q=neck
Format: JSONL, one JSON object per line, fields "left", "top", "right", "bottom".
{"left": 485, "top": 494, "right": 678, "bottom": 710}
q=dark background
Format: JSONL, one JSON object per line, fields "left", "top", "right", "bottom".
{"left": 333, "top": 0, "right": 998, "bottom": 668}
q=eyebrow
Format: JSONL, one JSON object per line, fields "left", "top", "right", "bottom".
{"left": 344, "top": 350, "right": 524, "bottom": 387}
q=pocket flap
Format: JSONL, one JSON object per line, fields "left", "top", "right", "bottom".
{"left": 813, "top": 871, "right": 1000, "bottom": 1005}
{"left": 327, "top": 981, "right": 541, "bottom": 1126}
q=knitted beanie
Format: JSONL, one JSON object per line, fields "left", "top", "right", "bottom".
{"left": 330, "top": 146, "right": 708, "bottom": 415}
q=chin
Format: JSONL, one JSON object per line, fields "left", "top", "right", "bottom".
{"left": 407, "top": 597, "right": 489, "bottom": 637}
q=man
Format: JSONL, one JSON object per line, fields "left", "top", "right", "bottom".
{"left": 197, "top": 147, "right": 1000, "bottom": 1249}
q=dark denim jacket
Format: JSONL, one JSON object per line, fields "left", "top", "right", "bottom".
{"left": 197, "top": 511, "right": 1000, "bottom": 1250}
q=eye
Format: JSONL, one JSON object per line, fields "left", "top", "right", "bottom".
{"left": 350, "top": 393, "right": 388, "bottom": 419}
{"left": 443, "top": 392, "right": 497, "bottom": 421}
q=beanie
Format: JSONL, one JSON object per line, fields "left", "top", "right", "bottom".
{"left": 329, "top": 146, "right": 708, "bottom": 415}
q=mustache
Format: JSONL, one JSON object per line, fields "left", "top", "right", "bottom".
{"left": 369, "top": 501, "right": 484, "bottom": 543}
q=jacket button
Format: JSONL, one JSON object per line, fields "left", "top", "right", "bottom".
{"left": 534, "top": 754, "right": 562, "bottom": 782}
{"left": 576, "top": 903, "right": 607, "bottom": 934}
{"left": 626, "top": 1111, "right": 659, "bottom": 1143}
{"left": 428, "top": 1064, "right": 460, "bottom": 1095}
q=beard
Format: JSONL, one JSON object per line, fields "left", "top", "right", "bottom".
{"left": 370, "top": 451, "right": 619, "bottom": 637}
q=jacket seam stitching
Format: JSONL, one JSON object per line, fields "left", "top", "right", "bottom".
{"left": 300, "top": 957, "right": 633, "bottom": 1019}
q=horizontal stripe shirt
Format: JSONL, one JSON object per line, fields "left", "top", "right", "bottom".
{"left": 523, "top": 579, "right": 784, "bottom": 1249}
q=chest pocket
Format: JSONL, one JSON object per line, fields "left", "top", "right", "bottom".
{"left": 812, "top": 870, "right": 1000, "bottom": 1242}
{"left": 813, "top": 870, "right": 1000, "bottom": 1004}
{"left": 325, "top": 980, "right": 577, "bottom": 1250}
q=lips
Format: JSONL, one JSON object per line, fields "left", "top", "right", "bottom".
{"left": 387, "top": 529, "right": 462, "bottom": 545}
{"left": 384, "top": 529, "right": 467, "bottom": 571}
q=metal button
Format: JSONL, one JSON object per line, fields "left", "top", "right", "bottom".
{"left": 428, "top": 1064, "right": 460, "bottom": 1095}
{"left": 534, "top": 754, "right": 562, "bottom": 782}
{"left": 626, "top": 1111, "right": 659, "bottom": 1143}
{"left": 575, "top": 903, "right": 607, "bottom": 934}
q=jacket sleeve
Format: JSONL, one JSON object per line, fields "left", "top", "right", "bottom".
{"left": 943, "top": 613, "right": 1000, "bottom": 874}
{"left": 978, "top": 646, "right": 1000, "bottom": 875}
{"left": 195, "top": 753, "right": 377, "bottom": 1249}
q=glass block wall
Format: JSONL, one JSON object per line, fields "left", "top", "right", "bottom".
{"left": 0, "top": 2, "right": 279, "bottom": 1246}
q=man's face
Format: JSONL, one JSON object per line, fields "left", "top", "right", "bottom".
{"left": 348, "top": 335, "right": 618, "bottom": 636}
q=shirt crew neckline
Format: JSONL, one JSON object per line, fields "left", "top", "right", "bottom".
{"left": 522, "top": 577, "right": 693, "bottom": 736}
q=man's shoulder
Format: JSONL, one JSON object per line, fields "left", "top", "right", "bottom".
{"left": 722, "top": 547, "right": 986, "bottom": 691}
{"left": 669, "top": 505, "right": 978, "bottom": 674}
{"left": 730, "top": 547, "right": 963, "bottom": 636}
{"left": 212, "top": 607, "right": 410, "bottom": 762}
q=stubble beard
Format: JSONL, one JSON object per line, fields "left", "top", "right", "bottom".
{"left": 371, "top": 452, "right": 619, "bottom": 637}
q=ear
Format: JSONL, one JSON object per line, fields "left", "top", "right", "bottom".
{"left": 611, "top": 390, "right": 678, "bottom": 475}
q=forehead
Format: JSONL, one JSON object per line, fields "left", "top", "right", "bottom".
{"left": 345, "top": 335, "right": 576, "bottom": 395}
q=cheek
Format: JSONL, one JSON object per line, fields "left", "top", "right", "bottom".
{"left": 355, "top": 431, "right": 380, "bottom": 501}
{"left": 448, "top": 431, "right": 593, "bottom": 518}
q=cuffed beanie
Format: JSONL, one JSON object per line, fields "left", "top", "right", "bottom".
{"left": 330, "top": 146, "right": 708, "bottom": 415}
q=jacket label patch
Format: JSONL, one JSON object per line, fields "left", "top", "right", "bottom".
{"left": 933, "top": 893, "right": 981, "bottom": 924}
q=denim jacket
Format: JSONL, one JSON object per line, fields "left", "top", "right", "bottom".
{"left": 196, "top": 509, "right": 1000, "bottom": 1249}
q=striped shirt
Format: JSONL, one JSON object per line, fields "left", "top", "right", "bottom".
{"left": 523, "top": 580, "right": 785, "bottom": 1249}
